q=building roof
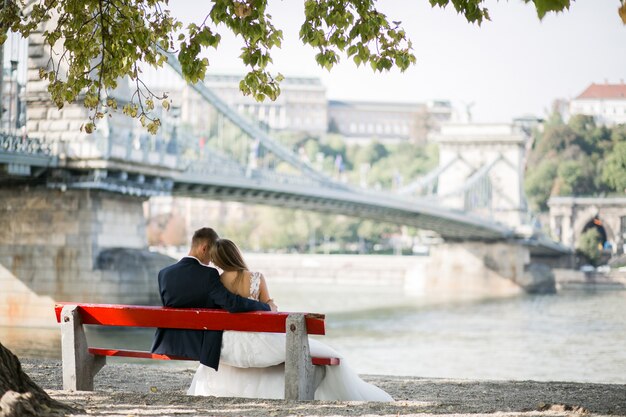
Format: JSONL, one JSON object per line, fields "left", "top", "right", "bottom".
{"left": 575, "top": 83, "right": 626, "bottom": 100}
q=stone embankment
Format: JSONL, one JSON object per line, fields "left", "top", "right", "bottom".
{"left": 555, "top": 268, "right": 626, "bottom": 290}
{"left": 21, "top": 359, "right": 626, "bottom": 417}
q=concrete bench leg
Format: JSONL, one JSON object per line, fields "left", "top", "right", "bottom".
{"left": 60, "top": 305, "right": 106, "bottom": 391}
{"left": 284, "top": 313, "right": 316, "bottom": 400}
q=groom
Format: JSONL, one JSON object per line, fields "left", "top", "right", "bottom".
{"left": 150, "top": 227, "right": 273, "bottom": 370}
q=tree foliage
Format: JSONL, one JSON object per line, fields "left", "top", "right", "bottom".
{"left": 0, "top": 0, "right": 577, "bottom": 133}
{"left": 602, "top": 140, "right": 626, "bottom": 193}
{"left": 577, "top": 227, "right": 602, "bottom": 266}
{"left": 524, "top": 114, "right": 624, "bottom": 212}
{"left": 524, "top": 159, "right": 557, "bottom": 212}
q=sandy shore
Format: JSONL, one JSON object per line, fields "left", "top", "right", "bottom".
{"left": 21, "top": 358, "right": 626, "bottom": 417}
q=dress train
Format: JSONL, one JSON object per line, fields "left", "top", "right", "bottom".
{"left": 188, "top": 331, "right": 393, "bottom": 401}
{"left": 188, "top": 271, "right": 392, "bottom": 401}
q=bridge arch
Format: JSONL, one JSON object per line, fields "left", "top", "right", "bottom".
{"left": 549, "top": 197, "right": 626, "bottom": 256}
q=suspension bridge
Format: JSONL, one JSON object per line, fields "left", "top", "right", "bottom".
{"left": 1, "top": 43, "right": 537, "bottom": 242}
{"left": 0, "top": 24, "right": 570, "bottom": 327}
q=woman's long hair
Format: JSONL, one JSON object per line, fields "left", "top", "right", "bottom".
{"left": 210, "top": 239, "right": 248, "bottom": 288}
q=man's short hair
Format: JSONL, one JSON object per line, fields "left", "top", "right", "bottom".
{"left": 191, "top": 227, "right": 219, "bottom": 248}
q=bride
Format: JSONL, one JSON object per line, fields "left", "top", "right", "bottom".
{"left": 187, "top": 238, "right": 393, "bottom": 401}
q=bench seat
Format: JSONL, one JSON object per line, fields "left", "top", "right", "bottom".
{"left": 55, "top": 303, "right": 340, "bottom": 400}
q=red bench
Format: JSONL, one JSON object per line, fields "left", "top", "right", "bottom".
{"left": 54, "top": 303, "right": 340, "bottom": 400}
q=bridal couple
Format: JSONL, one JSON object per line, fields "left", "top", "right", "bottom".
{"left": 151, "top": 227, "right": 393, "bottom": 401}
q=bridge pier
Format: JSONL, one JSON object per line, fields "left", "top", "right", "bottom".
{"left": 0, "top": 187, "right": 172, "bottom": 326}
{"left": 423, "top": 242, "right": 556, "bottom": 298}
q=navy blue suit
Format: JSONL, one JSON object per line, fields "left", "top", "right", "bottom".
{"left": 150, "top": 257, "right": 270, "bottom": 370}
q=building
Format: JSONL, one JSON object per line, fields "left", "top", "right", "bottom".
{"left": 549, "top": 196, "right": 626, "bottom": 256}
{"left": 327, "top": 99, "right": 452, "bottom": 144}
{"left": 0, "top": 65, "right": 26, "bottom": 134}
{"left": 569, "top": 82, "right": 626, "bottom": 126}
{"left": 196, "top": 74, "right": 328, "bottom": 136}
{"left": 144, "top": 66, "right": 452, "bottom": 143}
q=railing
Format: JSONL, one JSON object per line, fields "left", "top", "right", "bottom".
{"left": 173, "top": 126, "right": 346, "bottom": 189}
{"left": 104, "top": 130, "right": 179, "bottom": 169}
{"left": 0, "top": 125, "right": 343, "bottom": 191}
{"left": 0, "top": 132, "right": 55, "bottom": 156}
{"left": 0, "top": 128, "right": 182, "bottom": 168}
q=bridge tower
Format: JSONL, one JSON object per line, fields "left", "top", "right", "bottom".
{"left": 0, "top": 19, "right": 176, "bottom": 326}
{"left": 417, "top": 122, "right": 560, "bottom": 296}
{"left": 430, "top": 123, "right": 531, "bottom": 229}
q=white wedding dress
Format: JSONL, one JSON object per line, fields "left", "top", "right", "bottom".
{"left": 188, "top": 272, "right": 393, "bottom": 401}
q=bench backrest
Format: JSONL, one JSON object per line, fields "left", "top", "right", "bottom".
{"left": 54, "top": 303, "right": 326, "bottom": 335}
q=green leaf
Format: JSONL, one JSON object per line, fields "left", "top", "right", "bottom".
{"left": 13, "top": 0, "right": 590, "bottom": 134}
{"left": 531, "top": 0, "right": 570, "bottom": 19}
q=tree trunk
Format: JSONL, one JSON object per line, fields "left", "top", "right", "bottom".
{"left": 0, "top": 343, "right": 81, "bottom": 417}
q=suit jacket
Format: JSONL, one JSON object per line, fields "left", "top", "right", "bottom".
{"left": 150, "top": 256, "right": 270, "bottom": 370}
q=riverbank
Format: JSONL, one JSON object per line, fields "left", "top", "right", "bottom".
{"left": 21, "top": 359, "right": 626, "bottom": 416}
{"left": 555, "top": 268, "right": 626, "bottom": 291}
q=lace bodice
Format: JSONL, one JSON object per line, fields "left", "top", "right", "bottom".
{"left": 247, "top": 271, "right": 262, "bottom": 301}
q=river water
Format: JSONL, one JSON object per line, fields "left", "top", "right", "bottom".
{"left": 2, "top": 289, "right": 624, "bottom": 384}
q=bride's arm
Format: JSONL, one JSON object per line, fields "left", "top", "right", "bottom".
{"left": 258, "top": 273, "right": 278, "bottom": 311}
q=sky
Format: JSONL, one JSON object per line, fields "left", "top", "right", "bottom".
{"left": 168, "top": 0, "right": 625, "bottom": 123}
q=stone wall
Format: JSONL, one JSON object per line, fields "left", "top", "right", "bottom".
{"left": 423, "top": 242, "right": 556, "bottom": 298}
{"left": 549, "top": 197, "right": 626, "bottom": 255}
{"left": 0, "top": 187, "right": 173, "bottom": 327}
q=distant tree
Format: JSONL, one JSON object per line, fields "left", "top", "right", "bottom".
{"left": 146, "top": 212, "right": 170, "bottom": 246}
{"left": 364, "top": 142, "right": 436, "bottom": 188}
{"left": 302, "top": 138, "right": 322, "bottom": 163}
{"left": 526, "top": 123, "right": 574, "bottom": 168}
{"left": 577, "top": 228, "right": 602, "bottom": 266}
{"left": 351, "top": 141, "right": 389, "bottom": 167}
{"left": 525, "top": 114, "right": 626, "bottom": 212}
{"left": 554, "top": 160, "right": 582, "bottom": 196}
{"left": 321, "top": 134, "right": 350, "bottom": 171}
{"left": 357, "top": 220, "right": 398, "bottom": 249}
{"left": 1, "top": 0, "right": 578, "bottom": 133}
{"left": 221, "top": 217, "right": 259, "bottom": 250}
{"left": 568, "top": 115, "right": 612, "bottom": 156}
{"left": 161, "top": 213, "right": 188, "bottom": 246}
{"left": 610, "top": 124, "right": 626, "bottom": 143}
{"left": 525, "top": 159, "right": 558, "bottom": 211}
{"left": 602, "top": 141, "right": 626, "bottom": 193}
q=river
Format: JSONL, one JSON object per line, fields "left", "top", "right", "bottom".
{"left": 1, "top": 289, "right": 624, "bottom": 384}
